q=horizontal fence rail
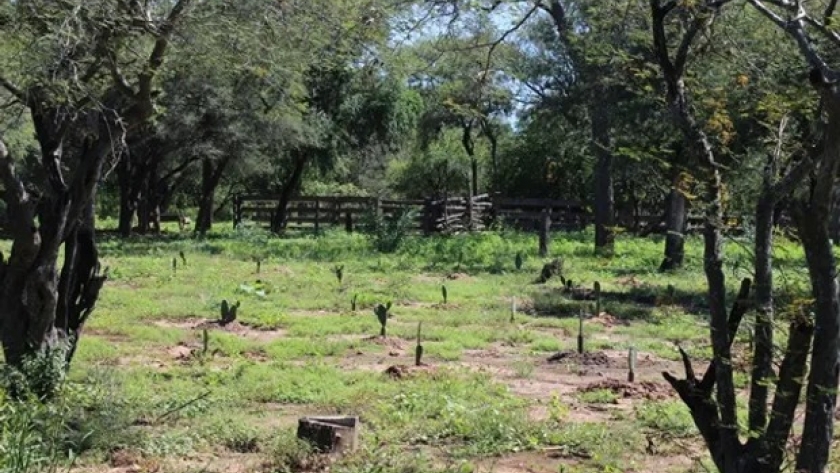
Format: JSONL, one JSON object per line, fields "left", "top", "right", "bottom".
{"left": 230, "top": 193, "right": 744, "bottom": 235}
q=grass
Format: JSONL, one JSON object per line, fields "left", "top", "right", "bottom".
{"left": 0, "top": 224, "right": 832, "bottom": 473}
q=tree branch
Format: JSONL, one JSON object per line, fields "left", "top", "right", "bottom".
{"left": 0, "top": 76, "right": 26, "bottom": 103}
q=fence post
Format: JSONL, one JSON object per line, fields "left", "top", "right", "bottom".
{"left": 233, "top": 194, "right": 242, "bottom": 229}
{"left": 466, "top": 193, "right": 474, "bottom": 232}
{"left": 314, "top": 199, "right": 321, "bottom": 234}
{"left": 345, "top": 210, "right": 353, "bottom": 233}
{"left": 539, "top": 208, "right": 551, "bottom": 257}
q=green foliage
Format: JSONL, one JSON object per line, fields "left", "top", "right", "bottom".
{"left": 361, "top": 208, "right": 417, "bottom": 253}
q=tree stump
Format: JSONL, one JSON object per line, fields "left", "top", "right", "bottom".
{"left": 296, "top": 416, "right": 359, "bottom": 454}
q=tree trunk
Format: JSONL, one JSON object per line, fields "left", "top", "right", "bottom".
{"left": 117, "top": 157, "right": 139, "bottom": 238}
{"left": 462, "top": 122, "right": 478, "bottom": 197}
{"left": 272, "top": 152, "right": 308, "bottom": 233}
{"left": 591, "top": 101, "right": 615, "bottom": 255}
{"left": 748, "top": 194, "right": 775, "bottom": 435}
{"left": 659, "top": 180, "right": 687, "bottom": 271}
{"left": 0, "top": 134, "right": 109, "bottom": 398}
{"left": 195, "top": 156, "right": 232, "bottom": 236}
{"left": 792, "top": 96, "right": 840, "bottom": 472}
{"left": 481, "top": 119, "right": 498, "bottom": 191}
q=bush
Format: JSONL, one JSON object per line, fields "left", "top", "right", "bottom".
{"left": 360, "top": 208, "right": 417, "bottom": 253}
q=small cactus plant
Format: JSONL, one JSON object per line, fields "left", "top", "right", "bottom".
{"left": 415, "top": 322, "right": 424, "bottom": 366}
{"left": 515, "top": 252, "right": 523, "bottom": 271}
{"left": 374, "top": 302, "right": 392, "bottom": 337}
{"left": 179, "top": 251, "right": 187, "bottom": 266}
{"left": 202, "top": 328, "right": 209, "bottom": 357}
{"left": 441, "top": 285, "right": 448, "bottom": 304}
{"left": 220, "top": 299, "right": 241, "bottom": 326}
{"left": 334, "top": 265, "right": 344, "bottom": 284}
{"left": 351, "top": 294, "right": 358, "bottom": 312}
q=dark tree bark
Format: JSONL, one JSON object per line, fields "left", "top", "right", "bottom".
{"left": 591, "top": 101, "right": 615, "bottom": 255}
{"left": 480, "top": 118, "right": 499, "bottom": 191}
{"left": 462, "top": 120, "right": 478, "bottom": 197}
{"left": 659, "top": 179, "right": 687, "bottom": 271}
{"left": 195, "top": 156, "right": 233, "bottom": 235}
{"left": 791, "top": 91, "right": 840, "bottom": 473}
{"left": 0, "top": 0, "right": 193, "bottom": 397}
{"left": 272, "top": 151, "right": 308, "bottom": 233}
{"left": 652, "top": 2, "right": 840, "bottom": 471}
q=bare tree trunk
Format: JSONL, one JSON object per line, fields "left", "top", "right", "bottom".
{"left": 660, "top": 176, "right": 687, "bottom": 271}
{"left": 591, "top": 101, "right": 615, "bottom": 255}
{"left": 272, "top": 152, "right": 307, "bottom": 233}
{"left": 195, "top": 156, "right": 232, "bottom": 236}
{"left": 0, "top": 132, "right": 109, "bottom": 398}
{"left": 462, "top": 121, "right": 478, "bottom": 197}
{"left": 117, "top": 157, "right": 140, "bottom": 238}
{"left": 792, "top": 98, "right": 840, "bottom": 472}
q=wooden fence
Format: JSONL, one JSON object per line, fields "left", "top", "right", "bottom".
{"left": 233, "top": 194, "right": 592, "bottom": 233}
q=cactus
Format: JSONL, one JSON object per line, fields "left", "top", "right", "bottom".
{"left": 577, "top": 308, "right": 584, "bottom": 354}
{"left": 515, "top": 252, "right": 523, "bottom": 271}
{"left": 415, "top": 322, "right": 424, "bottom": 366}
{"left": 351, "top": 294, "right": 358, "bottom": 312}
{"left": 202, "top": 328, "right": 209, "bottom": 357}
{"left": 179, "top": 251, "right": 187, "bottom": 266}
{"left": 441, "top": 285, "right": 448, "bottom": 304}
{"left": 334, "top": 265, "right": 344, "bottom": 284}
{"left": 628, "top": 347, "right": 637, "bottom": 383}
{"left": 220, "top": 299, "right": 241, "bottom": 326}
{"left": 594, "top": 281, "right": 601, "bottom": 316}
{"left": 374, "top": 302, "right": 392, "bottom": 337}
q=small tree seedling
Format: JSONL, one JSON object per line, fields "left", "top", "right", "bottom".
{"left": 415, "top": 322, "right": 424, "bottom": 366}
{"left": 374, "top": 302, "right": 392, "bottom": 337}
{"left": 441, "top": 285, "right": 448, "bottom": 304}
{"left": 172, "top": 257, "right": 177, "bottom": 274}
{"left": 179, "top": 251, "right": 187, "bottom": 266}
{"left": 515, "top": 252, "right": 523, "bottom": 271}
{"left": 334, "top": 265, "right": 344, "bottom": 284}
{"left": 256, "top": 258, "right": 261, "bottom": 274}
{"left": 628, "top": 347, "right": 637, "bottom": 383}
{"left": 351, "top": 294, "right": 358, "bottom": 312}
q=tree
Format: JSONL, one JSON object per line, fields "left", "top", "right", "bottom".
{"left": 0, "top": 0, "right": 193, "bottom": 396}
{"left": 650, "top": 1, "right": 838, "bottom": 471}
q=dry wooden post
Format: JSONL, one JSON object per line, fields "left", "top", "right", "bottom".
{"left": 577, "top": 308, "right": 584, "bottom": 354}
{"left": 628, "top": 347, "right": 637, "bottom": 383}
{"left": 466, "top": 193, "right": 474, "bottom": 231}
{"left": 594, "top": 281, "right": 601, "bottom": 316}
{"left": 297, "top": 416, "right": 359, "bottom": 454}
{"left": 314, "top": 199, "right": 321, "bottom": 234}
{"left": 539, "top": 209, "right": 551, "bottom": 257}
{"left": 345, "top": 210, "right": 353, "bottom": 233}
{"left": 233, "top": 194, "right": 242, "bottom": 229}
{"left": 510, "top": 297, "right": 516, "bottom": 323}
